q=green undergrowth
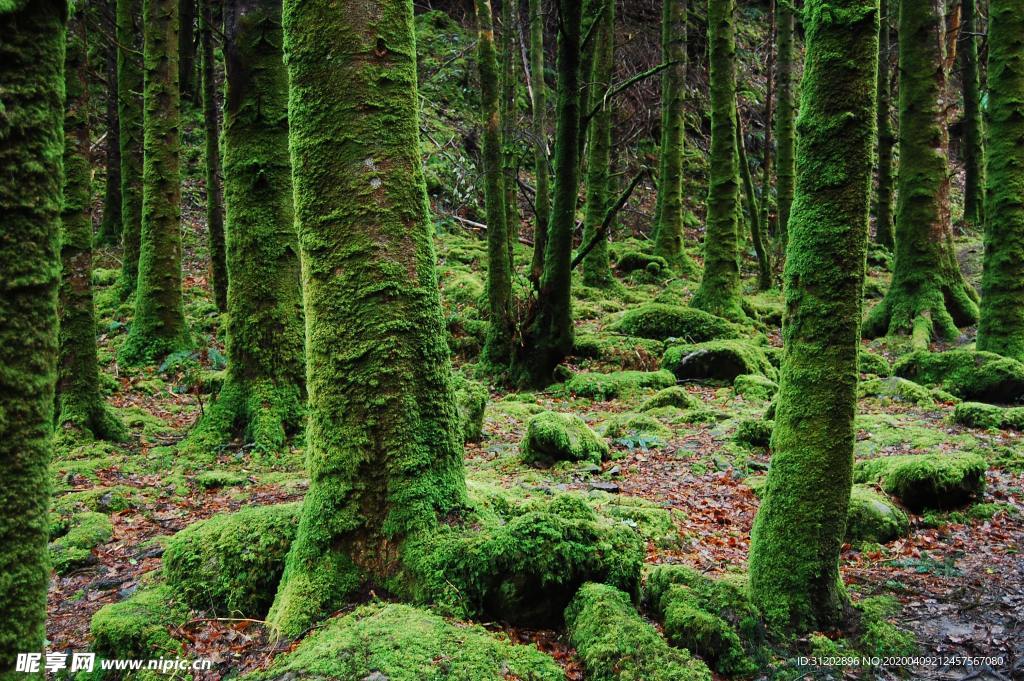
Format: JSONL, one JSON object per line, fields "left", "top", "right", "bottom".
{"left": 91, "top": 582, "right": 189, "bottom": 660}
{"left": 49, "top": 511, "right": 113, "bottom": 574}
{"left": 564, "top": 369, "right": 676, "bottom": 400}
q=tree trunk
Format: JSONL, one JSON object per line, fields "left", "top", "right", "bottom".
{"left": 500, "top": 0, "right": 519, "bottom": 273}
{"left": 200, "top": 0, "right": 227, "bottom": 312}
{"left": 863, "top": 0, "right": 979, "bottom": 346}
{"left": 179, "top": 0, "right": 195, "bottom": 101}
{"left": 120, "top": 0, "right": 191, "bottom": 365}
{"left": 977, "top": 0, "right": 1024, "bottom": 360}
{"left": 759, "top": 0, "right": 776, "bottom": 241}
{"left": 527, "top": 0, "right": 551, "bottom": 285}
{"left": 775, "top": 0, "right": 795, "bottom": 250}
{"left": 117, "top": 0, "right": 145, "bottom": 299}
{"left": 98, "top": 0, "right": 123, "bottom": 246}
{"left": 0, "top": 0, "right": 64, "bottom": 664}
{"left": 267, "top": 0, "right": 467, "bottom": 637}
{"left": 691, "top": 0, "right": 745, "bottom": 321}
{"left": 736, "top": 105, "right": 771, "bottom": 290}
{"left": 875, "top": 0, "right": 895, "bottom": 249}
{"left": 960, "top": 0, "right": 984, "bottom": 228}
{"left": 749, "top": 0, "right": 878, "bottom": 633}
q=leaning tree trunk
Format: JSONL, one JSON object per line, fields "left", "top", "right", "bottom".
{"left": 960, "top": 0, "right": 984, "bottom": 229}
{"left": 875, "top": 0, "right": 895, "bottom": 249}
{"left": 98, "top": 0, "right": 123, "bottom": 247}
{"left": 178, "top": 0, "right": 195, "bottom": 101}
{"left": 736, "top": 105, "right": 771, "bottom": 290}
{"left": 863, "top": 0, "right": 979, "bottom": 347}
{"left": 977, "top": 0, "right": 1024, "bottom": 360}
{"left": 267, "top": 0, "right": 467, "bottom": 638}
{"left": 200, "top": 0, "right": 226, "bottom": 312}
{"left": 527, "top": 0, "right": 551, "bottom": 285}
{"left": 117, "top": 0, "right": 144, "bottom": 299}
{"left": 58, "top": 17, "right": 125, "bottom": 442}
{"left": 691, "top": 0, "right": 745, "bottom": 321}
{"left": 774, "top": 0, "right": 796, "bottom": 251}
{"left": 0, "top": 0, "right": 64, "bottom": 665}
{"left": 749, "top": 0, "right": 878, "bottom": 633}
{"left": 120, "top": 0, "right": 191, "bottom": 365}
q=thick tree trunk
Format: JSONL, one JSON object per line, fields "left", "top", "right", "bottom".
{"left": 178, "top": 0, "right": 195, "bottom": 101}
{"left": 960, "top": 0, "right": 984, "bottom": 229}
{"left": 736, "top": 106, "right": 771, "bottom": 290}
{"left": 0, "top": 0, "right": 64, "bottom": 664}
{"left": 120, "top": 0, "right": 191, "bottom": 364}
{"left": 527, "top": 0, "right": 551, "bottom": 285}
{"left": 775, "top": 0, "right": 796, "bottom": 250}
{"left": 875, "top": 0, "right": 895, "bottom": 249}
{"left": 200, "top": 0, "right": 227, "bottom": 312}
{"left": 117, "top": 0, "right": 144, "bottom": 298}
{"left": 749, "top": 0, "right": 878, "bottom": 633}
{"left": 268, "top": 0, "right": 466, "bottom": 637}
{"left": 691, "top": 0, "right": 745, "bottom": 321}
{"left": 977, "top": 0, "right": 1024, "bottom": 360}
{"left": 99, "top": 0, "right": 123, "bottom": 246}
{"left": 863, "top": 0, "right": 979, "bottom": 346}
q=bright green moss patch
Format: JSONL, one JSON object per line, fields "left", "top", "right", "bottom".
{"left": 572, "top": 333, "right": 665, "bottom": 369}
{"left": 520, "top": 412, "right": 610, "bottom": 466}
{"left": 953, "top": 401, "right": 1024, "bottom": 430}
{"left": 91, "top": 584, "right": 189, "bottom": 659}
{"left": 194, "top": 470, "right": 249, "bottom": 489}
{"left": 662, "top": 340, "right": 777, "bottom": 383}
{"left": 49, "top": 511, "right": 113, "bottom": 574}
{"left": 922, "top": 502, "right": 1019, "bottom": 526}
{"left": 734, "top": 418, "right": 773, "bottom": 448}
{"left": 588, "top": 493, "right": 684, "bottom": 548}
{"left": 893, "top": 350, "right": 1024, "bottom": 403}
{"left": 609, "top": 304, "right": 742, "bottom": 342}
{"left": 854, "top": 454, "right": 987, "bottom": 512}
{"left": 860, "top": 349, "right": 891, "bottom": 376}
{"left": 565, "top": 582, "right": 712, "bottom": 681}
{"left": 733, "top": 374, "right": 778, "bottom": 401}
{"left": 859, "top": 376, "right": 934, "bottom": 406}
{"left": 565, "top": 370, "right": 676, "bottom": 400}
{"left": 856, "top": 596, "right": 917, "bottom": 657}
{"left": 613, "top": 250, "right": 671, "bottom": 275}
{"left": 250, "top": 602, "right": 563, "bottom": 681}
{"left": 846, "top": 486, "right": 910, "bottom": 543}
{"left": 453, "top": 373, "right": 488, "bottom": 442}
{"left": 603, "top": 413, "right": 672, "bottom": 442}
{"left": 640, "top": 386, "right": 701, "bottom": 411}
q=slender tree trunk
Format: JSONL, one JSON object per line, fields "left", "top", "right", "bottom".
{"left": 977, "top": 0, "right": 1024, "bottom": 360}
{"left": 268, "top": 0, "right": 466, "bottom": 637}
{"left": 576, "top": 0, "right": 599, "bottom": 165}
{"left": 875, "top": 0, "right": 895, "bottom": 249}
{"left": 0, "top": 0, "right": 64, "bottom": 664}
{"left": 500, "top": 0, "right": 519, "bottom": 273}
{"left": 120, "top": 0, "right": 191, "bottom": 365}
{"left": 760, "top": 0, "right": 776, "bottom": 240}
{"left": 200, "top": 0, "right": 226, "bottom": 312}
{"left": 737, "top": 105, "right": 771, "bottom": 290}
{"left": 863, "top": 0, "right": 979, "bottom": 346}
{"left": 117, "top": 0, "right": 145, "bottom": 298}
{"left": 58, "top": 17, "right": 125, "bottom": 442}
{"left": 960, "top": 0, "right": 984, "bottom": 228}
{"left": 179, "top": 0, "right": 195, "bottom": 101}
{"left": 775, "top": 0, "right": 796, "bottom": 251}
{"left": 527, "top": 0, "right": 551, "bottom": 285}
{"left": 691, "top": 0, "right": 745, "bottom": 321}
{"left": 98, "top": 0, "right": 123, "bottom": 246}
{"left": 749, "top": 0, "right": 878, "bottom": 633}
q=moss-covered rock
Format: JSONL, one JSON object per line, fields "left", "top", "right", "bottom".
{"left": 893, "top": 350, "right": 1024, "bottom": 403}
{"left": 603, "top": 413, "right": 672, "bottom": 442}
{"left": 565, "top": 582, "right": 712, "bottom": 681}
{"left": 565, "top": 369, "right": 676, "bottom": 400}
{"left": 49, "top": 511, "right": 113, "bottom": 574}
{"left": 734, "top": 418, "right": 774, "bottom": 447}
{"left": 952, "top": 401, "right": 1024, "bottom": 430}
{"left": 858, "top": 376, "right": 934, "bottom": 405}
{"left": 613, "top": 250, "right": 671, "bottom": 275}
{"left": 854, "top": 453, "right": 986, "bottom": 512}
{"left": 164, "top": 503, "right": 300, "bottom": 617}
{"left": 860, "top": 349, "right": 891, "bottom": 376}
{"left": 609, "top": 304, "right": 742, "bottom": 342}
{"left": 250, "top": 602, "right": 563, "bottom": 681}
{"left": 453, "top": 373, "right": 488, "bottom": 442}
{"left": 520, "top": 412, "right": 610, "bottom": 466}
{"left": 662, "top": 340, "right": 778, "bottom": 383}
{"left": 733, "top": 374, "right": 778, "bottom": 401}
{"left": 640, "top": 386, "right": 701, "bottom": 411}
{"left": 91, "top": 584, "right": 189, "bottom": 659}
{"left": 845, "top": 486, "right": 910, "bottom": 543}
{"left": 572, "top": 333, "right": 665, "bottom": 369}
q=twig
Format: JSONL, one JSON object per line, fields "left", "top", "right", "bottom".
{"left": 570, "top": 168, "right": 648, "bottom": 270}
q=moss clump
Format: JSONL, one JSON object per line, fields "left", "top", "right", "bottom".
{"left": 734, "top": 419, "right": 773, "bottom": 448}
{"left": 845, "top": 486, "right": 910, "bottom": 543}
{"left": 588, "top": 493, "right": 683, "bottom": 549}
{"left": 856, "top": 596, "right": 917, "bottom": 657}
{"left": 91, "top": 584, "right": 189, "bottom": 659}
{"left": 614, "top": 250, "right": 670, "bottom": 274}
{"left": 953, "top": 401, "right": 1024, "bottom": 430}
{"left": 854, "top": 454, "right": 986, "bottom": 512}
{"left": 610, "top": 304, "right": 742, "bottom": 342}
{"left": 640, "top": 386, "right": 700, "bottom": 411}
{"left": 49, "top": 511, "right": 113, "bottom": 574}
{"left": 662, "top": 340, "right": 777, "bottom": 383}
{"left": 603, "top": 413, "right": 672, "bottom": 442}
{"left": 860, "top": 350, "right": 891, "bottom": 376}
{"left": 565, "top": 582, "right": 712, "bottom": 681}
{"left": 521, "top": 412, "right": 609, "bottom": 466}
{"left": 194, "top": 470, "right": 248, "bottom": 489}
{"left": 572, "top": 333, "right": 665, "bottom": 369}
{"left": 565, "top": 370, "right": 676, "bottom": 400}
{"left": 453, "top": 373, "right": 488, "bottom": 442}
{"left": 733, "top": 374, "right": 778, "bottom": 401}
{"left": 442, "top": 271, "right": 485, "bottom": 308}
{"left": 893, "top": 350, "right": 1024, "bottom": 403}
{"left": 858, "top": 376, "right": 934, "bottom": 405}
{"left": 164, "top": 503, "right": 300, "bottom": 617}
{"left": 252, "top": 601, "right": 564, "bottom": 681}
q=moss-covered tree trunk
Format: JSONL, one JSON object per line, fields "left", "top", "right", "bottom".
{"left": 749, "top": 0, "right": 878, "bottom": 632}
{"left": 0, "top": 0, "right": 64, "bottom": 664}
{"left": 183, "top": 0, "right": 305, "bottom": 457}
{"left": 500, "top": 0, "right": 519, "bottom": 272}
{"left": 120, "top": 0, "right": 191, "bottom": 365}
{"left": 976, "top": 0, "right": 1024, "bottom": 360}
{"left": 653, "top": 0, "right": 698, "bottom": 275}
{"left": 200, "top": 0, "right": 226, "bottom": 312}
{"left": 117, "top": 0, "right": 144, "bottom": 298}
{"left": 58, "top": 17, "right": 125, "bottom": 442}
{"left": 960, "top": 0, "right": 984, "bottom": 229}
{"left": 691, "top": 0, "right": 745, "bottom": 321}
{"left": 267, "top": 0, "right": 467, "bottom": 637}
{"left": 516, "top": 0, "right": 582, "bottom": 386}
{"left": 775, "top": 0, "right": 796, "bottom": 250}
{"left": 875, "top": 0, "right": 895, "bottom": 249}
{"left": 760, "top": 0, "right": 776, "bottom": 238}
{"left": 581, "top": 0, "right": 615, "bottom": 287}
{"left": 527, "top": 0, "right": 551, "bottom": 284}
{"left": 863, "top": 0, "right": 978, "bottom": 346}
{"left": 178, "top": 0, "right": 195, "bottom": 101}
{"left": 99, "top": 0, "right": 123, "bottom": 247}
{"left": 736, "top": 106, "right": 771, "bottom": 289}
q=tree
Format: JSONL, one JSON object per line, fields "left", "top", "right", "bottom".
{"left": 976, "top": 0, "right": 1024, "bottom": 360}
{"left": 749, "top": 0, "right": 878, "bottom": 632}
{"left": 691, "top": 0, "right": 745, "bottom": 321}
{"left": 179, "top": 0, "right": 195, "bottom": 101}
{"left": 653, "top": 0, "right": 698, "bottom": 275}
{"left": 774, "top": 0, "right": 796, "bottom": 249}
{"left": 98, "top": 0, "right": 123, "bottom": 246}
{"left": 759, "top": 0, "right": 776, "bottom": 237}
{"left": 58, "top": 15, "right": 126, "bottom": 441}
{"left": 736, "top": 105, "right": 771, "bottom": 290}
{"left": 267, "top": 0, "right": 467, "bottom": 637}
{"left": 863, "top": 0, "right": 979, "bottom": 347}
{"left": 200, "top": 0, "right": 226, "bottom": 312}
{"left": 499, "top": 0, "right": 519, "bottom": 270}
{"left": 875, "top": 0, "right": 895, "bottom": 249}
{"left": 0, "top": 0, "right": 65, "bottom": 664}
{"left": 120, "top": 0, "right": 191, "bottom": 365}
{"left": 527, "top": 0, "right": 551, "bottom": 285}
{"left": 116, "top": 0, "right": 144, "bottom": 299}
{"left": 960, "top": 0, "right": 984, "bottom": 229}
{"left": 581, "top": 0, "right": 616, "bottom": 287}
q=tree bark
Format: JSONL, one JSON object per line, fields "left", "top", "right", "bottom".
{"left": 960, "top": 0, "right": 984, "bottom": 228}
{"left": 500, "top": 0, "right": 519, "bottom": 273}
{"left": 98, "top": 0, "right": 123, "bottom": 246}
{"left": 179, "top": 0, "right": 195, "bottom": 101}
{"left": 527, "top": 0, "right": 551, "bottom": 285}
{"left": 775, "top": 0, "right": 796, "bottom": 250}
{"left": 875, "top": 0, "right": 895, "bottom": 249}
{"left": 736, "top": 105, "right": 771, "bottom": 290}
{"left": 116, "top": 0, "right": 145, "bottom": 298}
{"left": 200, "top": 0, "right": 227, "bottom": 311}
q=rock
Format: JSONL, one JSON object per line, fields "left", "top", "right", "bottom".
{"left": 733, "top": 374, "right": 778, "bottom": 401}
{"left": 520, "top": 412, "right": 610, "bottom": 467}
{"left": 609, "top": 304, "right": 742, "bottom": 342}
{"left": 854, "top": 453, "right": 986, "bottom": 512}
{"left": 845, "top": 485, "right": 910, "bottom": 543}
{"left": 589, "top": 481, "right": 620, "bottom": 494}
{"left": 662, "top": 340, "right": 778, "bottom": 383}
{"left": 858, "top": 376, "right": 933, "bottom": 405}
{"left": 893, "top": 349, "right": 1024, "bottom": 403}
{"left": 565, "top": 370, "right": 676, "bottom": 400}
{"left": 640, "top": 386, "right": 700, "bottom": 411}
{"left": 952, "top": 401, "right": 1024, "bottom": 430}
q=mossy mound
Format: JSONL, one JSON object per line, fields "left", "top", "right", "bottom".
{"left": 565, "top": 369, "right": 676, "bottom": 400}
{"left": 441, "top": 270, "right": 485, "bottom": 308}
{"left": 452, "top": 373, "right": 488, "bottom": 442}
{"left": 662, "top": 340, "right": 778, "bottom": 383}
{"left": 734, "top": 418, "right": 774, "bottom": 448}
{"left": 854, "top": 453, "right": 986, "bottom": 512}
{"left": 613, "top": 250, "right": 671, "bottom": 275}
{"left": 858, "top": 376, "right": 934, "bottom": 405}
{"left": 164, "top": 502, "right": 300, "bottom": 617}
{"left": 603, "top": 413, "right": 672, "bottom": 442}
{"left": 91, "top": 584, "right": 189, "bottom": 659}
{"left": 860, "top": 349, "right": 891, "bottom": 376}
{"left": 856, "top": 596, "right": 917, "bottom": 656}
{"left": 520, "top": 412, "right": 610, "bottom": 466}
{"left": 846, "top": 486, "right": 910, "bottom": 543}
{"left": 893, "top": 350, "right": 1024, "bottom": 403}
{"left": 953, "top": 401, "right": 1024, "bottom": 430}
{"left": 609, "top": 304, "right": 742, "bottom": 342}
{"left": 250, "top": 602, "right": 563, "bottom": 681}
{"left": 733, "top": 374, "right": 778, "bottom": 401}
{"left": 640, "top": 386, "right": 701, "bottom": 411}
{"left": 588, "top": 492, "right": 684, "bottom": 548}
{"left": 565, "top": 582, "right": 712, "bottom": 681}
{"left": 572, "top": 333, "right": 665, "bottom": 370}
{"left": 195, "top": 470, "right": 249, "bottom": 489}
{"left": 49, "top": 511, "right": 113, "bottom": 574}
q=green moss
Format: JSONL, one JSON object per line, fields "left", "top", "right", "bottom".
{"left": 116, "top": 0, "right": 144, "bottom": 299}
{"left": 521, "top": 412, "right": 609, "bottom": 466}
{"left": 443, "top": 271, "right": 485, "bottom": 308}
{"left": 856, "top": 596, "right": 917, "bottom": 657}
{"left": 572, "top": 333, "right": 665, "bottom": 369}
{"left": 641, "top": 386, "right": 701, "bottom": 411}
{"left": 49, "top": 511, "right": 113, "bottom": 574}
{"left": 91, "top": 584, "right": 189, "bottom": 659}
{"left": 859, "top": 376, "right": 934, "bottom": 405}
{"left": 953, "top": 401, "right": 1024, "bottom": 430}
{"left": 734, "top": 374, "right": 778, "bottom": 401}
{"left": 194, "top": 470, "right": 249, "bottom": 489}
{"left": 893, "top": 349, "right": 1024, "bottom": 402}
{"left": 859, "top": 349, "right": 891, "bottom": 376}
{"left": 588, "top": 493, "right": 683, "bottom": 549}
{"left": 854, "top": 453, "right": 986, "bottom": 512}
{"left": 610, "top": 304, "right": 742, "bottom": 342}
{"left": 613, "top": 250, "right": 670, "bottom": 275}
{"left": 565, "top": 370, "right": 676, "bottom": 400}
{"left": 565, "top": 582, "right": 712, "bottom": 681}
{"left": 662, "top": 340, "right": 777, "bottom": 383}
{"left": 845, "top": 486, "right": 910, "bottom": 543}
{"left": 603, "top": 413, "right": 672, "bottom": 442}
{"left": 922, "top": 502, "right": 1019, "bottom": 526}
{"left": 453, "top": 373, "right": 488, "bottom": 442}
{"left": 734, "top": 418, "right": 773, "bottom": 448}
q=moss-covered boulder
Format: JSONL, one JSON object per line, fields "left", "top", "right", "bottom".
{"left": 860, "top": 349, "right": 891, "bottom": 376}
{"left": 662, "top": 340, "right": 778, "bottom": 383}
{"left": 640, "top": 386, "right": 701, "bottom": 411}
{"left": 573, "top": 332, "right": 665, "bottom": 369}
{"left": 609, "top": 304, "right": 742, "bottom": 342}
{"left": 91, "top": 584, "right": 189, "bottom": 659}
{"left": 251, "top": 602, "right": 563, "bottom": 681}
{"left": 603, "top": 413, "right": 672, "bottom": 442}
{"left": 520, "top": 412, "right": 610, "bottom": 466}
{"left": 733, "top": 418, "right": 774, "bottom": 448}
{"left": 565, "top": 582, "right": 712, "bottom": 681}
{"left": 854, "top": 453, "right": 986, "bottom": 512}
{"left": 163, "top": 502, "right": 300, "bottom": 617}
{"left": 894, "top": 350, "right": 1024, "bottom": 403}
{"left": 613, "top": 250, "right": 671, "bottom": 275}
{"left": 733, "top": 373, "right": 778, "bottom": 401}
{"left": 953, "top": 401, "right": 1024, "bottom": 430}
{"left": 846, "top": 486, "right": 910, "bottom": 543}
{"left": 565, "top": 369, "right": 676, "bottom": 400}
{"left": 452, "top": 373, "right": 488, "bottom": 442}
{"left": 49, "top": 511, "right": 113, "bottom": 574}
{"left": 858, "top": 376, "right": 934, "bottom": 405}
